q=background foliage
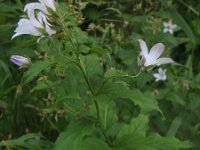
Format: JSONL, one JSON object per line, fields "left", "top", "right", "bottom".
{"left": 0, "top": 0, "right": 200, "bottom": 149}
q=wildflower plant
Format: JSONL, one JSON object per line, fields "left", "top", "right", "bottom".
{"left": 12, "top": 0, "right": 56, "bottom": 41}
{"left": 0, "top": 0, "right": 198, "bottom": 150}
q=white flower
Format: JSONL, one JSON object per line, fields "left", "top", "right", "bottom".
{"left": 10, "top": 55, "right": 30, "bottom": 68}
{"left": 37, "top": 12, "right": 56, "bottom": 36}
{"left": 39, "top": 0, "right": 56, "bottom": 12}
{"left": 153, "top": 68, "right": 167, "bottom": 81}
{"left": 12, "top": 0, "right": 56, "bottom": 40}
{"left": 24, "top": 0, "right": 56, "bottom": 16}
{"left": 163, "top": 20, "right": 177, "bottom": 34}
{"left": 138, "top": 39, "right": 173, "bottom": 70}
{"left": 11, "top": 18, "right": 43, "bottom": 39}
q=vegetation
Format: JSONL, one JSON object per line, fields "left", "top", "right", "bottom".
{"left": 0, "top": 0, "right": 200, "bottom": 149}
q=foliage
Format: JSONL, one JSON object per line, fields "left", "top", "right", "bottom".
{"left": 0, "top": 0, "right": 200, "bottom": 150}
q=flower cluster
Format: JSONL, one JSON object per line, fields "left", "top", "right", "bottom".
{"left": 12, "top": 0, "right": 57, "bottom": 41}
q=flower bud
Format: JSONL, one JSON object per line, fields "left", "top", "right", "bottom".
{"left": 10, "top": 55, "right": 30, "bottom": 68}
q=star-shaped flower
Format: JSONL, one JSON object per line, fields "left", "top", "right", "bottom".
{"left": 163, "top": 20, "right": 177, "bottom": 34}
{"left": 153, "top": 68, "right": 167, "bottom": 81}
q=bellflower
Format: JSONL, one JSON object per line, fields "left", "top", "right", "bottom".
{"left": 12, "top": 0, "right": 56, "bottom": 40}
{"left": 163, "top": 20, "right": 177, "bottom": 34}
{"left": 39, "top": 0, "right": 56, "bottom": 12}
{"left": 137, "top": 39, "right": 173, "bottom": 70}
{"left": 153, "top": 68, "right": 167, "bottom": 81}
{"left": 10, "top": 55, "right": 30, "bottom": 68}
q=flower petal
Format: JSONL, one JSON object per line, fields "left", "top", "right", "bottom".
{"left": 156, "top": 57, "right": 173, "bottom": 65}
{"left": 153, "top": 73, "right": 162, "bottom": 81}
{"left": 24, "top": 2, "right": 48, "bottom": 16}
{"left": 171, "top": 24, "right": 177, "bottom": 29}
{"left": 149, "top": 43, "right": 165, "bottom": 60}
{"left": 10, "top": 55, "right": 29, "bottom": 67}
{"left": 39, "top": 0, "right": 56, "bottom": 11}
{"left": 163, "top": 22, "right": 168, "bottom": 26}
{"left": 153, "top": 73, "right": 161, "bottom": 79}
{"left": 163, "top": 28, "right": 168, "bottom": 33}
{"left": 37, "top": 12, "right": 51, "bottom": 26}
{"left": 138, "top": 39, "right": 148, "bottom": 56}
{"left": 12, "top": 18, "right": 42, "bottom": 39}
{"left": 169, "top": 29, "right": 173, "bottom": 34}
{"left": 158, "top": 68, "right": 163, "bottom": 74}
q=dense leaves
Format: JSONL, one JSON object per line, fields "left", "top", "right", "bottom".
{"left": 0, "top": 0, "right": 200, "bottom": 150}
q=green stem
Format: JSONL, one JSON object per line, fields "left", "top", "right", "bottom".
{"left": 77, "top": 57, "right": 96, "bottom": 95}
{"left": 76, "top": 56, "right": 113, "bottom": 145}
{"left": 58, "top": 6, "right": 112, "bottom": 146}
{"left": 56, "top": 7, "right": 76, "bottom": 48}
{"left": 94, "top": 100, "right": 112, "bottom": 146}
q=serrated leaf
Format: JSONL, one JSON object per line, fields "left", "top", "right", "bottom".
{"left": 83, "top": 54, "right": 103, "bottom": 77}
{"left": 115, "top": 133, "right": 193, "bottom": 150}
{"left": 54, "top": 120, "right": 95, "bottom": 150}
{"left": 131, "top": 90, "right": 162, "bottom": 114}
{"left": 88, "top": 96, "right": 118, "bottom": 130}
{"left": 99, "top": 82, "right": 161, "bottom": 114}
{"left": 117, "top": 114, "right": 149, "bottom": 138}
{"left": 81, "top": 137, "right": 111, "bottom": 150}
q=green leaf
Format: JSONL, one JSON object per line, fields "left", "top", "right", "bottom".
{"left": 104, "top": 68, "right": 128, "bottom": 79}
{"left": 54, "top": 120, "right": 95, "bottom": 150}
{"left": 30, "top": 79, "right": 53, "bottom": 93}
{"left": 115, "top": 133, "right": 193, "bottom": 150}
{"left": 0, "top": 3, "right": 18, "bottom": 13}
{"left": 81, "top": 137, "right": 111, "bottom": 150}
{"left": 169, "top": 8, "right": 195, "bottom": 40}
{"left": 157, "top": 89, "right": 186, "bottom": 105}
{"left": 99, "top": 82, "right": 161, "bottom": 114}
{"left": 88, "top": 96, "right": 118, "bottom": 130}
{"left": 167, "top": 117, "right": 182, "bottom": 136}
{"left": 90, "top": 47, "right": 108, "bottom": 56}
{"left": 0, "top": 134, "right": 52, "bottom": 150}
{"left": 83, "top": 54, "right": 103, "bottom": 77}
{"left": 167, "top": 92, "right": 186, "bottom": 105}
{"left": 190, "top": 73, "right": 200, "bottom": 89}
{"left": 117, "top": 114, "right": 149, "bottom": 138}
{"left": 131, "top": 90, "right": 162, "bottom": 114}
{"left": 21, "top": 60, "right": 51, "bottom": 85}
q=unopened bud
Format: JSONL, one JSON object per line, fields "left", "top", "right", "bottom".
{"left": 10, "top": 55, "right": 30, "bottom": 68}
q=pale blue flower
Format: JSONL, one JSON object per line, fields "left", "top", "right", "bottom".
{"left": 10, "top": 55, "right": 30, "bottom": 68}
